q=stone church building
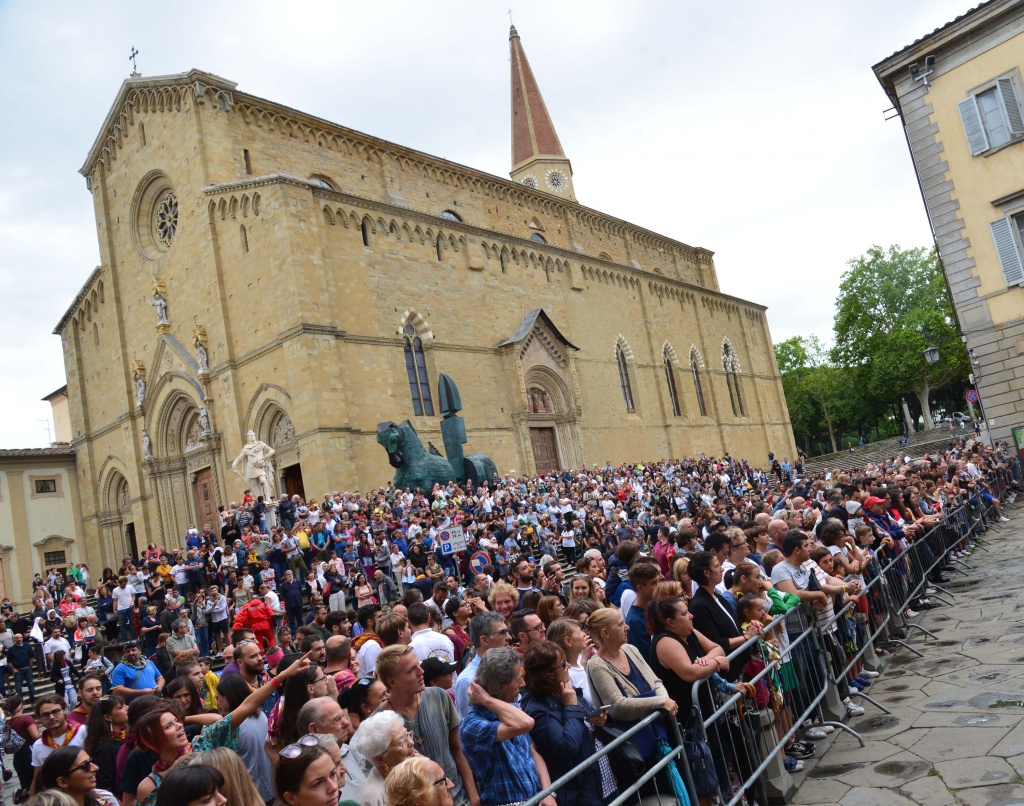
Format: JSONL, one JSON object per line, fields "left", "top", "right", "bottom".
{"left": 55, "top": 27, "right": 795, "bottom": 561}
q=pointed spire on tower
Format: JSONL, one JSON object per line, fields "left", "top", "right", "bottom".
{"left": 509, "top": 25, "right": 576, "bottom": 201}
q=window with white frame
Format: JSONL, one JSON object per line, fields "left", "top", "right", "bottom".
{"left": 958, "top": 76, "right": 1024, "bottom": 156}
{"left": 989, "top": 209, "right": 1024, "bottom": 289}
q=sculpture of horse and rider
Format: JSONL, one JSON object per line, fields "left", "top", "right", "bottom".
{"left": 375, "top": 373, "right": 498, "bottom": 491}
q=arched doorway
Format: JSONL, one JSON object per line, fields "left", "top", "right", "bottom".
{"left": 100, "top": 470, "right": 135, "bottom": 565}
{"left": 522, "top": 368, "right": 583, "bottom": 473}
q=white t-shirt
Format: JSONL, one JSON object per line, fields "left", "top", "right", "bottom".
{"left": 112, "top": 586, "right": 134, "bottom": 611}
{"left": 358, "top": 640, "right": 383, "bottom": 676}
{"left": 409, "top": 627, "right": 457, "bottom": 665}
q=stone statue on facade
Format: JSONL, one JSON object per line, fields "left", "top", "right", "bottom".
{"left": 199, "top": 407, "right": 212, "bottom": 437}
{"left": 231, "top": 430, "right": 275, "bottom": 501}
{"left": 148, "top": 290, "right": 169, "bottom": 326}
{"left": 195, "top": 339, "right": 210, "bottom": 374}
{"left": 134, "top": 371, "right": 147, "bottom": 408}
{"left": 142, "top": 430, "right": 153, "bottom": 460}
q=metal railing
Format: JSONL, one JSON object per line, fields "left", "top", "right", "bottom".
{"left": 521, "top": 463, "right": 1018, "bottom": 806}
{"left": 522, "top": 707, "right": 696, "bottom": 806}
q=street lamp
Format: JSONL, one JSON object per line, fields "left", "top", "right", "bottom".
{"left": 923, "top": 345, "right": 940, "bottom": 364}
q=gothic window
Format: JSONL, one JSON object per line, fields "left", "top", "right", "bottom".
{"left": 436, "top": 235, "right": 444, "bottom": 261}
{"left": 723, "top": 342, "right": 745, "bottom": 417}
{"left": 240, "top": 224, "right": 249, "bottom": 253}
{"left": 616, "top": 344, "right": 635, "bottom": 413}
{"left": 440, "top": 210, "right": 461, "bottom": 222}
{"left": 403, "top": 325, "right": 434, "bottom": 416}
{"left": 309, "top": 176, "right": 335, "bottom": 190}
{"left": 361, "top": 218, "right": 371, "bottom": 248}
{"left": 664, "top": 348, "right": 681, "bottom": 417}
{"left": 691, "top": 350, "right": 707, "bottom": 417}
{"left": 530, "top": 233, "right": 547, "bottom": 245}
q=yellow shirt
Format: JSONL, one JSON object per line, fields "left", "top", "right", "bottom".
{"left": 156, "top": 564, "right": 173, "bottom": 583}
{"left": 202, "top": 670, "right": 220, "bottom": 710}
{"left": 296, "top": 529, "right": 310, "bottom": 550}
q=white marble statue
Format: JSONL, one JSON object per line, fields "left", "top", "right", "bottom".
{"left": 134, "top": 372, "right": 147, "bottom": 407}
{"left": 148, "top": 292, "right": 169, "bottom": 326}
{"left": 231, "top": 430, "right": 275, "bottom": 501}
{"left": 196, "top": 339, "right": 209, "bottom": 374}
{"left": 199, "top": 407, "right": 212, "bottom": 437}
{"left": 142, "top": 430, "right": 154, "bottom": 460}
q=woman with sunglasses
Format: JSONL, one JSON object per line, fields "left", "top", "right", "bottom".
{"left": 83, "top": 695, "right": 128, "bottom": 793}
{"left": 132, "top": 651, "right": 315, "bottom": 806}
{"left": 274, "top": 736, "right": 341, "bottom": 806}
{"left": 338, "top": 675, "right": 387, "bottom": 734}
{"left": 36, "top": 745, "right": 118, "bottom": 806}
{"left": 385, "top": 756, "right": 455, "bottom": 806}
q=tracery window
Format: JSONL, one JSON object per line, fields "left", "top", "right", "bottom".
{"left": 723, "top": 342, "right": 745, "bottom": 417}
{"left": 616, "top": 345, "right": 635, "bottom": 413}
{"left": 691, "top": 350, "right": 708, "bottom": 417}
{"left": 403, "top": 325, "right": 434, "bottom": 416}
{"left": 155, "top": 192, "right": 178, "bottom": 248}
{"left": 664, "top": 348, "right": 681, "bottom": 417}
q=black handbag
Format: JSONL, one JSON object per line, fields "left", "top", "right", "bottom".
{"left": 595, "top": 724, "right": 646, "bottom": 784}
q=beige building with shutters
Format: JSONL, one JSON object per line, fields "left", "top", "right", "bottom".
{"left": 874, "top": 0, "right": 1024, "bottom": 443}
{"left": 54, "top": 27, "right": 794, "bottom": 565}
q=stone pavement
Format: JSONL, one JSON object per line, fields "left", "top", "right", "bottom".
{"left": 791, "top": 509, "right": 1024, "bottom": 806}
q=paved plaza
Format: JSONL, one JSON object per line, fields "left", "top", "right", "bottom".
{"left": 792, "top": 510, "right": 1024, "bottom": 806}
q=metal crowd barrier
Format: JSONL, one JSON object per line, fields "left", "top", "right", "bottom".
{"left": 522, "top": 707, "right": 697, "bottom": 806}
{"left": 523, "top": 466, "right": 1018, "bottom": 806}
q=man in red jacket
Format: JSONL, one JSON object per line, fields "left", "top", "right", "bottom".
{"left": 233, "top": 596, "right": 276, "bottom": 650}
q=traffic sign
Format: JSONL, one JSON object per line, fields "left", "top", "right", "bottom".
{"left": 966, "top": 389, "right": 980, "bottom": 403}
{"left": 438, "top": 525, "right": 467, "bottom": 555}
{"left": 470, "top": 551, "right": 491, "bottom": 574}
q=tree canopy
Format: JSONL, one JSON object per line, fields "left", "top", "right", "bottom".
{"left": 775, "top": 244, "right": 970, "bottom": 455}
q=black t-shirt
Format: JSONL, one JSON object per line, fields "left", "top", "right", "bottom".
{"left": 120, "top": 746, "right": 160, "bottom": 798}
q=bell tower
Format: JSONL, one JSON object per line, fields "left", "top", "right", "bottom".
{"left": 509, "top": 25, "right": 576, "bottom": 201}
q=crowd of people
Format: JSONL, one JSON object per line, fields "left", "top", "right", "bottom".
{"left": 0, "top": 435, "right": 1017, "bottom": 806}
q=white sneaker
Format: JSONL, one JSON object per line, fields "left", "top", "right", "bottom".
{"left": 860, "top": 670, "right": 879, "bottom": 679}
{"left": 925, "top": 587, "right": 937, "bottom": 595}
{"left": 817, "top": 725, "right": 835, "bottom": 733}
{"left": 844, "top": 699, "right": 866, "bottom": 717}
{"left": 804, "top": 727, "right": 828, "bottom": 740}
{"left": 905, "top": 608, "right": 919, "bottom": 618}
{"left": 1000, "top": 516, "right": 1011, "bottom": 522}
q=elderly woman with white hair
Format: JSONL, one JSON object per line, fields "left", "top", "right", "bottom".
{"left": 350, "top": 710, "right": 420, "bottom": 806}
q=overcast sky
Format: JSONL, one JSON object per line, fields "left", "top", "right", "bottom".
{"left": 0, "top": 0, "right": 970, "bottom": 448}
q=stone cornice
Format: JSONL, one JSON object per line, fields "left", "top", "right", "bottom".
{"left": 307, "top": 185, "right": 767, "bottom": 314}
{"left": 85, "top": 70, "right": 716, "bottom": 272}
{"left": 53, "top": 266, "right": 103, "bottom": 335}
{"left": 80, "top": 69, "right": 237, "bottom": 178}
{"left": 873, "top": 0, "right": 1014, "bottom": 78}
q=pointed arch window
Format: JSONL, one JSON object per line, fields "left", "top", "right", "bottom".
{"left": 616, "top": 344, "right": 635, "bottom": 413}
{"left": 664, "top": 348, "right": 681, "bottom": 417}
{"left": 403, "top": 325, "right": 434, "bottom": 416}
{"left": 691, "top": 350, "right": 707, "bottom": 417}
{"left": 723, "top": 342, "right": 745, "bottom": 417}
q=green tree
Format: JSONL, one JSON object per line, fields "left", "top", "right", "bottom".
{"left": 774, "top": 336, "right": 845, "bottom": 453}
{"left": 774, "top": 337, "right": 814, "bottom": 447}
{"left": 833, "top": 245, "right": 968, "bottom": 431}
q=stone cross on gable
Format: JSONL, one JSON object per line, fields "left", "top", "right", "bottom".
{"left": 129, "top": 47, "right": 140, "bottom": 76}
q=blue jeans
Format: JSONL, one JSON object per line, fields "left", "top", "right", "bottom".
{"left": 118, "top": 609, "right": 135, "bottom": 641}
{"left": 195, "top": 626, "right": 210, "bottom": 659}
{"left": 13, "top": 668, "right": 34, "bottom": 702}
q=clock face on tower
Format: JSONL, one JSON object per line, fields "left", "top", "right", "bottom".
{"left": 521, "top": 174, "right": 538, "bottom": 188}
{"left": 545, "top": 168, "right": 568, "bottom": 192}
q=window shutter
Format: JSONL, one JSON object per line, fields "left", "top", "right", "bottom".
{"left": 959, "top": 96, "right": 990, "bottom": 155}
{"left": 990, "top": 217, "right": 1024, "bottom": 287}
{"left": 997, "top": 78, "right": 1024, "bottom": 138}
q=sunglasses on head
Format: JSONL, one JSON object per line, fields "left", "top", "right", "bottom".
{"left": 280, "top": 734, "right": 320, "bottom": 759}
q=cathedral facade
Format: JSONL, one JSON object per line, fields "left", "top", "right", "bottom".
{"left": 55, "top": 29, "right": 795, "bottom": 563}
